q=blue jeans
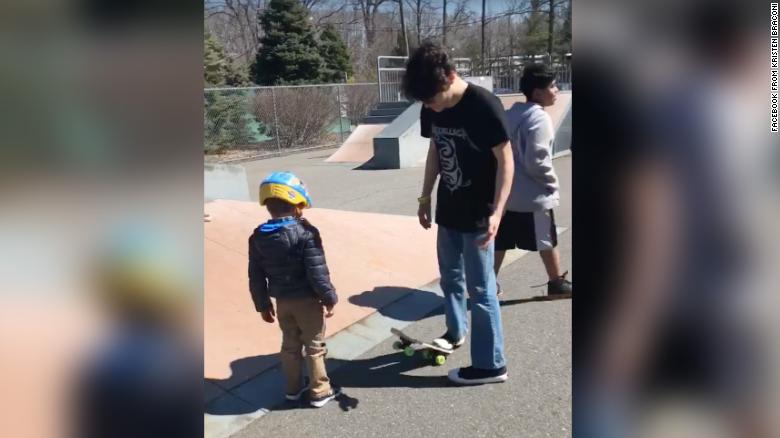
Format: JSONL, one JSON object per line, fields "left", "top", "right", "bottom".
{"left": 437, "top": 225, "right": 506, "bottom": 370}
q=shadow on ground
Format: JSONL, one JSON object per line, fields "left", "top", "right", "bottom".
{"left": 349, "top": 285, "right": 570, "bottom": 321}
{"left": 205, "top": 350, "right": 449, "bottom": 416}
{"left": 205, "top": 287, "right": 570, "bottom": 416}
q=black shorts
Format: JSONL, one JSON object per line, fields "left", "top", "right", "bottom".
{"left": 495, "top": 210, "right": 558, "bottom": 252}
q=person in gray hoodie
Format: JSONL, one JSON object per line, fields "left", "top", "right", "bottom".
{"left": 495, "top": 64, "right": 572, "bottom": 296}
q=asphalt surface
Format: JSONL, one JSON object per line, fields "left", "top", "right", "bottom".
{"left": 230, "top": 153, "right": 572, "bottom": 438}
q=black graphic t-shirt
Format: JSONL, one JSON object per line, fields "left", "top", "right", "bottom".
{"left": 420, "top": 83, "right": 510, "bottom": 232}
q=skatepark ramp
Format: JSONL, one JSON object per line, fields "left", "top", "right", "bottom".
{"left": 360, "top": 101, "right": 428, "bottom": 169}
{"left": 324, "top": 124, "right": 387, "bottom": 163}
{"left": 324, "top": 101, "right": 427, "bottom": 169}
{"left": 326, "top": 87, "right": 571, "bottom": 169}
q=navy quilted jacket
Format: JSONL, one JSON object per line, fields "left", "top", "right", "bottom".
{"left": 248, "top": 217, "right": 337, "bottom": 312}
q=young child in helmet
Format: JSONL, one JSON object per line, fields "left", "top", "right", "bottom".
{"left": 247, "top": 171, "right": 340, "bottom": 408}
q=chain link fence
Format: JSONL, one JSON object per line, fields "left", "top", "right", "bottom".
{"left": 204, "top": 83, "right": 379, "bottom": 159}
{"left": 204, "top": 68, "right": 571, "bottom": 160}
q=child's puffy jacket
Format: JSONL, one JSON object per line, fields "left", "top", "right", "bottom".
{"left": 248, "top": 217, "right": 337, "bottom": 312}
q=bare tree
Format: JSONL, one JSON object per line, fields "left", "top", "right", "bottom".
{"left": 547, "top": 0, "right": 554, "bottom": 59}
{"left": 400, "top": 0, "right": 443, "bottom": 46}
{"left": 409, "top": 0, "right": 422, "bottom": 45}
{"left": 481, "top": 0, "right": 486, "bottom": 63}
{"left": 397, "top": 0, "right": 409, "bottom": 56}
{"left": 306, "top": 0, "right": 350, "bottom": 26}
{"left": 205, "top": 0, "right": 265, "bottom": 65}
{"left": 442, "top": 0, "right": 447, "bottom": 46}
{"left": 301, "top": 0, "right": 323, "bottom": 8}
{"left": 353, "top": 0, "right": 389, "bottom": 46}
{"left": 446, "top": 0, "right": 470, "bottom": 43}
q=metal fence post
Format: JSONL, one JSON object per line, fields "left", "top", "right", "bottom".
{"left": 377, "top": 57, "right": 382, "bottom": 102}
{"left": 336, "top": 85, "right": 345, "bottom": 143}
{"left": 271, "top": 87, "right": 282, "bottom": 153}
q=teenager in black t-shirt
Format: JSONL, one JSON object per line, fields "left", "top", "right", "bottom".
{"left": 403, "top": 42, "right": 514, "bottom": 385}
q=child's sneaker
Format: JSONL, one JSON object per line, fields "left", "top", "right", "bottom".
{"left": 285, "top": 377, "right": 310, "bottom": 401}
{"left": 447, "top": 366, "right": 508, "bottom": 385}
{"left": 432, "top": 332, "right": 465, "bottom": 350}
{"left": 548, "top": 272, "right": 572, "bottom": 296}
{"left": 309, "top": 386, "right": 341, "bottom": 408}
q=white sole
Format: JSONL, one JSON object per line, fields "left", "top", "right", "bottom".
{"left": 309, "top": 389, "right": 341, "bottom": 408}
{"left": 285, "top": 389, "right": 307, "bottom": 401}
{"left": 447, "top": 369, "right": 508, "bottom": 385}
{"left": 285, "top": 379, "right": 310, "bottom": 401}
{"left": 433, "top": 339, "right": 466, "bottom": 350}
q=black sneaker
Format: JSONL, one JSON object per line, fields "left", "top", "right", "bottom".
{"left": 447, "top": 366, "right": 508, "bottom": 385}
{"left": 309, "top": 386, "right": 341, "bottom": 408}
{"left": 432, "top": 332, "right": 465, "bottom": 350}
{"left": 284, "top": 377, "right": 310, "bottom": 401}
{"left": 548, "top": 272, "right": 572, "bottom": 296}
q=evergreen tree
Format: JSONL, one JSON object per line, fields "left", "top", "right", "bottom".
{"left": 250, "top": 0, "right": 324, "bottom": 85}
{"left": 204, "top": 30, "right": 226, "bottom": 87}
{"left": 204, "top": 89, "right": 253, "bottom": 153}
{"left": 319, "top": 24, "right": 353, "bottom": 83}
{"left": 204, "top": 29, "right": 248, "bottom": 87}
{"left": 204, "top": 90, "right": 230, "bottom": 153}
{"left": 204, "top": 30, "right": 253, "bottom": 153}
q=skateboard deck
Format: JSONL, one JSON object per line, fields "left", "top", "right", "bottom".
{"left": 390, "top": 327, "right": 453, "bottom": 366}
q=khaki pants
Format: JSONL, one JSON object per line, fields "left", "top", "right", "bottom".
{"left": 276, "top": 297, "right": 331, "bottom": 398}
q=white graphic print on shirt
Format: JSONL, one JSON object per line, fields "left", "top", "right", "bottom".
{"left": 432, "top": 125, "right": 480, "bottom": 193}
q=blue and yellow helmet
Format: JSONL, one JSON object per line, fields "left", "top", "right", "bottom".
{"left": 259, "top": 171, "right": 312, "bottom": 208}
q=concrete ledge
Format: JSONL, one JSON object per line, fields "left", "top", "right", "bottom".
{"left": 366, "top": 102, "right": 428, "bottom": 169}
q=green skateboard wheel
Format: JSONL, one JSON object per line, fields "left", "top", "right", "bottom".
{"left": 434, "top": 355, "right": 446, "bottom": 366}
{"left": 403, "top": 346, "right": 415, "bottom": 357}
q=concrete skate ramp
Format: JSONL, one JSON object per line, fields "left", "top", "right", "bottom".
{"left": 330, "top": 91, "right": 571, "bottom": 168}
{"left": 361, "top": 102, "right": 428, "bottom": 169}
{"left": 324, "top": 123, "right": 388, "bottom": 163}
{"left": 204, "top": 200, "right": 440, "bottom": 388}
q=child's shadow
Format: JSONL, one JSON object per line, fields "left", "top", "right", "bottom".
{"left": 348, "top": 286, "right": 445, "bottom": 321}
{"left": 349, "top": 285, "right": 564, "bottom": 322}
{"left": 205, "top": 350, "right": 449, "bottom": 415}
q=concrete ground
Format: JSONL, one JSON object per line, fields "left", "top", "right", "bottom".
{"left": 205, "top": 151, "right": 572, "bottom": 438}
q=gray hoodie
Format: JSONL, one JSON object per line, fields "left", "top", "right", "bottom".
{"left": 504, "top": 102, "right": 560, "bottom": 212}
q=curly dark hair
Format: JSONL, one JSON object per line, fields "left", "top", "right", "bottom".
{"left": 402, "top": 41, "right": 455, "bottom": 101}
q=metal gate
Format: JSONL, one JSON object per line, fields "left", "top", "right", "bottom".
{"left": 377, "top": 56, "right": 473, "bottom": 102}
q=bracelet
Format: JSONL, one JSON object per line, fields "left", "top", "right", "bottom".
{"left": 417, "top": 196, "right": 431, "bottom": 204}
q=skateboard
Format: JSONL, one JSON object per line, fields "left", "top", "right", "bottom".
{"left": 390, "top": 327, "right": 453, "bottom": 366}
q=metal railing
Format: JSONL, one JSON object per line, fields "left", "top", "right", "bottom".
{"left": 376, "top": 56, "right": 473, "bottom": 103}
{"left": 204, "top": 83, "right": 379, "bottom": 157}
{"left": 473, "top": 56, "right": 573, "bottom": 94}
